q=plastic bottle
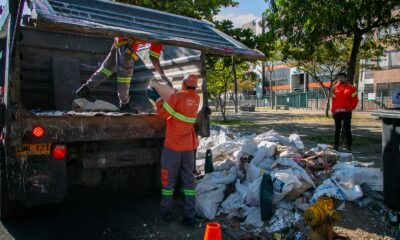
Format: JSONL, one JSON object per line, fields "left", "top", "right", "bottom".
{"left": 205, "top": 149, "right": 214, "bottom": 174}
{"left": 260, "top": 172, "right": 274, "bottom": 221}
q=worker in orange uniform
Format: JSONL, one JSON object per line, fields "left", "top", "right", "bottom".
{"left": 76, "top": 37, "right": 172, "bottom": 112}
{"left": 331, "top": 73, "right": 358, "bottom": 151}
{"left": 148, "top": 75, "right": 199, "bottom": 227}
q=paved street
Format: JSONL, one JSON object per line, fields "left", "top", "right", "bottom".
{"left": 0, "top": 195, "right": 208, "bottom": 240}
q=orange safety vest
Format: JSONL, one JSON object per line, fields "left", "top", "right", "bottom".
{"left": 331, "top": 82, "right": 358, "bottom": 113}
{"left": 156, "top": 90, "right": 200, "bottom": 151}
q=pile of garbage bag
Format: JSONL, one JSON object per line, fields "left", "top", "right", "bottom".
{"left": 194, "top": 125, "right": 383, "bottom": 234}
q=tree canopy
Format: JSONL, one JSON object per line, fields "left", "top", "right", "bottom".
{"left": 115, "top": 0, "right": 238, "bottom": 21}
{"left": 265, "top": 0, "right": 400, "bottom": 84}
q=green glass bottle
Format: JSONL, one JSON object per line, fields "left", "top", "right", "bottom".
{"left": 260, "top": 172, "right": 274, "bottom": 221}
{"left": 205, "top": 149, "right": 214, "bottom": 174}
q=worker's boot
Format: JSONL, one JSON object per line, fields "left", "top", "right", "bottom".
{"left": 76, "top": 85, "right": 96, "bottom": 102}
{"left": 181, "top": 217, "right": 195, "bottom": 227}
{"left": 119, "top": 103, "right": 139, "bottom": 113}
{"left": 162, "top": 211, "right": 173, "bottom": 222}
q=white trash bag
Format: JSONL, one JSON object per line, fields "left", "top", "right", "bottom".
{"left": 201, "top": 166, "right": 238, "bottom": 185}
{"left": 271, "top": 171, "right": 303, "bottom": 203}
{"left": 310, "top": 178, "right": 363, "bottom": 203}
{"left": 241, "top": 206, "right": 264, "bottom": 228}
{"left": 195, "top": 183, "right": 226, "bottom": 220}
{"left": 245, "top": 177, "right": 263, "bottom": 207}
{"left": 332, "top": 162, "right": 383, "bottom": 191}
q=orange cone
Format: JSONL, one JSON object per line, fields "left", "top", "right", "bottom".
{"left": 204, "top": 222, "right": 222, "bottom": 240}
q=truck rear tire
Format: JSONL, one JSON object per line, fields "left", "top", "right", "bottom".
{"left": 0, "top": 143, "right": 24, "bottom": 219}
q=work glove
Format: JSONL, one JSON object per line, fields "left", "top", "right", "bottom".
{"left": 147, "top": 88, "right": 161, "bottom": 101}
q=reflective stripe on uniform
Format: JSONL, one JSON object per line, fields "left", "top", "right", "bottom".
{"left": 352, "top": 92, "right": 357, "bottom": 97}
{"left": 162, "top": 188, "right": 174, "bottom": 196}
{"left": 117, "top": 77, "right": 132, "bottom": 83}
{"left": 149, "top": 50, "right": 161, "bottom": 59}
{"left": 162, "top": 101, "right": 196, "bottom": 123}
{"left": 100, "top": 67, "right": 112, "bottom": 77}
{"left": 114, "top": 40, "right": 128, "bottom": 48}
{"left": 183, "top": 189, "right": 196, "bottom": 196}
{"left": 125, "top": 49, "right": 139, "bottom": 61}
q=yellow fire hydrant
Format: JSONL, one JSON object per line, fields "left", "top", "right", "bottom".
{"left": 304, "top": 197, "right": 340, "bottom": 240}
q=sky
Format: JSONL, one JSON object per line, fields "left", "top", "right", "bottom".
{"left": 215, "top": 0, "right": 267, "bottom": 28}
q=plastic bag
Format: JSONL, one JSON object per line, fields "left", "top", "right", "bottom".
{"left": 257, "top": 157, "right": 275, "bottom": 171}
{"left": 310, "top": 178, "right": 363, "bottom": 203}
{"left": 201, "top": 166, "right": 238, "bottom": 185}
{"left": 332, "top": 162, "right": 383, "bottom": 191}
{"left": 241, "top": 207, "right": 264, "bottom": 228}
{"left": 220, "top": 191, "right": 245, "bottom": 215}
{"left": 272, "top": 157, "right": 316, "bottom": 188}
{"left": 150, "top": 81, "right": 175, "bottom": 101}
{"left": 250, "top": 141, "right": 276, "bottom": 166}
{"left": 245, "top": 177, "right": 263, "bottom": 207}
{"left": 211, "top": 140, "right": 241, "bottom": 160}
{"left": 214, "top": 159, "right": 237, "bottom": 172}
{"left": 240, "top": 134, "right": 258, "bottom": 155}
{"left": 289, "top": 134, "right": 305, "bottom": 150}
{"left": 195, "top": 183, "right": 226, "bottom": 219}
{"left": 271, "top": 171, "right": 303, "bottom": 203}
{"left": 245, "top": 164, "right": 266, "bottom": 184}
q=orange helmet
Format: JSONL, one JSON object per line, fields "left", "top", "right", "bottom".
{"left": 183, "top": 75, "right": 198, "bottom": 88}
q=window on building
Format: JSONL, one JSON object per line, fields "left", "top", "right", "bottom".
{"left": 364, "top": 84, "right": 374, "bottom": 93}
{"left": 378, "top": 53, "right": 389, "bottom": 69}
{"left": 299, "top": 74, "right": 305, "bottom": 85}
{"left": 365, "top": 71, "right": 374, "bottom": 79}
{"left": 390, "top": 51, "right": 400, "bottom": 67}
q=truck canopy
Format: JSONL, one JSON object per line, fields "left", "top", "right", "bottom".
{"left": 29, "top": 0, "right": 265, "bottom": 60}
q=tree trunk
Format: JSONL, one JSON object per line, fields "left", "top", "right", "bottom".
{"left": 322, "top": 88, "right": 331, "bottom": 117}
{"left": 232, "top": 57, "right": 238, "bottom": 113}
{"left": 347, "top": 33, "right": 362, "bottom": 84}
{"left": 215, "top": 95, "right": 220, "bottom": 111}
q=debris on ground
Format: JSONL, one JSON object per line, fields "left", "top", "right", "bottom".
{"left": 195, "top": 125, "right": 388, "bottom": 239}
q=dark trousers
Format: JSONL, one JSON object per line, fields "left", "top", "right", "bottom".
{"left": 334, "top": 112, "right": 352, "bottom": 149}
{"left": 160, "top": 147, "right": 196, "bottom": 218}
{"left": 86, "top": 44, "right": 135, "bottom": 106}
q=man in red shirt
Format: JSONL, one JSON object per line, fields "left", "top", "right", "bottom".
{"left": 75, "top": 37, "right": 172, "bottom": 112}
{"left": 331, "top": 73, "right": 358, "bottom": 151}
{"left": 151, "top": 75, "right": 199, "bottom": 226}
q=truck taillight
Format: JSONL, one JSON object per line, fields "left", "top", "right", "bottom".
{"left": 52, "top": 145, "right": 66, "bottom": 160}
{"left": 32, "top": 125, "right": 45, "bottom": 138}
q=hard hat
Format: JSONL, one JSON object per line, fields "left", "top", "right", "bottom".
{"left": 183, "top": 75, "right": 198, "bottom": 88}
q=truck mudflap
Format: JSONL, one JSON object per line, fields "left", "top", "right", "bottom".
{"left": 7, "top": 152, "right": 67, "bottom": 207}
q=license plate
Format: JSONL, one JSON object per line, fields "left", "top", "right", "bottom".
{"left": 16, "top": 143, "right": 51, "bottom": 157}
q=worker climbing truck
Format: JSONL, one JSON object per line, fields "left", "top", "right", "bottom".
{"left": 0, "top": 0, "right": 264, "bottom": 218}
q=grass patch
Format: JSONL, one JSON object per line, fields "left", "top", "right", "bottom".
{"left": 304, "top": 135, "right": 380, "bottom": 146}
{"left": 211, "top": 119, "right": 255, "bottom": 126}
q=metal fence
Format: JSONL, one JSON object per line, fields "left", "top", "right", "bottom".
{"left": 276, "top": 90, "right": 397, "bottom": 111}
{"left": 209, "top": 89, "right": 398, "bottom": 111}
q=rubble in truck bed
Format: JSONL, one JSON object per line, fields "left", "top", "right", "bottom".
{"left": 30, "top": 99, "right": 156, "bottom": 116}
{"left": 194, "top": 125, "right": 393, "bottom": 239}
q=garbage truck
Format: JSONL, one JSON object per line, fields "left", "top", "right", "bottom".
{"left": 0, "top": 0, "right": 264, "bottom": 218}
